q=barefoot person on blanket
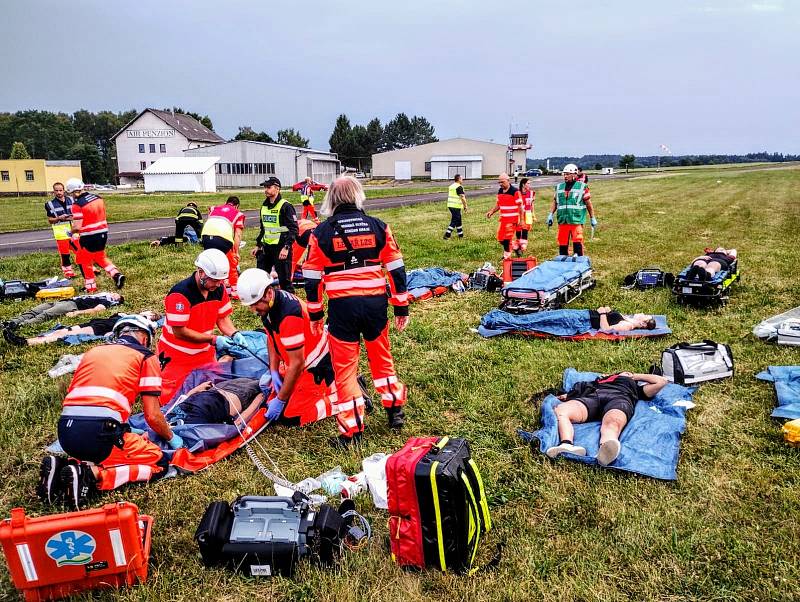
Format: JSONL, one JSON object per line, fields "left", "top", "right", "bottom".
{"left": 547, "top": 372, "right": 668, "bottom": 466}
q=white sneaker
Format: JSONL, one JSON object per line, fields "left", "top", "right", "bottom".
{"left": 596, "top": 439, "right": 621, "bottom": 466}
{"left": 546, "top": 442, "right": 587, "bottom": 459}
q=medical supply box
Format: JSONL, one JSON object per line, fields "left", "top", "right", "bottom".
{"left": 502, "top": 256, "right": 538, "bottom": 283}
{"left": 0, "top": 502, "right": 153, "bottom": 601}
{"left": 659, "top": 340, "right": 734, "bottom": 385}
{"left": 777, "top": 319, "right": 800, "bottom": 346}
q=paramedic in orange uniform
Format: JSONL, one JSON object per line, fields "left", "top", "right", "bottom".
{"left": 156, "top": 249, "right": 240, "bottom": 403}
{"left": 66, "top": 178, "right": 125, "bottom": 293}
{"left": 486, "top": 172, "right": 523, "bottom": 259}
{"left": 237, "top": 268, "right": 335, "bottom": 426}
{"left": 206, "top": 196, "right": 246, "bottom": 298}
{"left": 290, "top": 218, "right": 317, "bottom": 282}
{"left": 38, "top": 316, "right": 184, "bottom": 510}
{"left": 303, "top": 176, "right": 409, "bottom": 447}
{"left": 515, "top": 177, "right": 536, "bottom": 254}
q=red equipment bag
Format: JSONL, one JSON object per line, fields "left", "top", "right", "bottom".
{"left": 502, "top": 256, "right": 538, "bottom": 283}
{"left": 0, "top": 502, "right": 153, "bottom": 601}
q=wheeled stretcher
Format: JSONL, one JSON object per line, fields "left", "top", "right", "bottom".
{"left": 500, "top": 255, "right": 595, "bottom": 314}
{"left": 672, "top": 251, "right": 739, "bottom": 305}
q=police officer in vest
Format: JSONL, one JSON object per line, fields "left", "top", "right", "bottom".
{"left": 547, "top": 164, "right": 596, "bottom": 257}
{"left": 252, "top": 177, "right": 299, "bottom": 291}
{"left": 443, "top": 174, "right": 467, "bottom": 240}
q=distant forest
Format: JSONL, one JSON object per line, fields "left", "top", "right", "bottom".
{"left": 528, "top": 152, "right": 800, "bottom": 170}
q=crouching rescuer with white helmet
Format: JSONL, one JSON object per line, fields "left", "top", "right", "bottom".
{"left": 38, "top": 315, "right": 185, "bottom": 510}
{"left": 156, "top": 249, "right": 242, "bottom": 403}
{"left": 237, "top": 268, "right": 336, "bottom": 428}
{"left": 303, "top": 176, "right": 410, "bottom": 447}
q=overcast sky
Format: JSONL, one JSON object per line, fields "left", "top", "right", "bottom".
{"left": 1, "top": 0, "right": 797, "bottom": 157}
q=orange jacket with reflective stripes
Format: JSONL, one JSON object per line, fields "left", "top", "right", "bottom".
{"left": 302, "top": 205, "right": 408, "bottom": 320}
{"left": 71, "top": 192, "right": 109, "bottom": 236}
{"left": 61, "top": 336, "right": 162, "bottom": 422}
{"left": 496, "top": 185, "right": 523, "bottom": 221}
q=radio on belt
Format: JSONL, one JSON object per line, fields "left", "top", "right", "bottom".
{"left": 0, "top": 502, "right": 153, "bottom": 601}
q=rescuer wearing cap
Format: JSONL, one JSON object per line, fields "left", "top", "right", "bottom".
{"left": 251, "top": 177, "right": 299, "bottom": 292}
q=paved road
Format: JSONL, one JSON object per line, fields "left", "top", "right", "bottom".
{"left": 0, "top": 174, "right": 614, "bottom": 257}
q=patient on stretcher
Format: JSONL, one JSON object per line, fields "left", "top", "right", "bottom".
{"left": 167, "top": 377, "right": 265, "bottom": 428}
{"left": 590, "top": 307, "right": 656, "bottom": 332}
{"left": 686, "top": 247, "right": 737, "bottom": 281}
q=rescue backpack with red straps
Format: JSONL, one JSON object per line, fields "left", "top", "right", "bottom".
{"left": 386, "top": 436, "right": 492, "bottom": 574}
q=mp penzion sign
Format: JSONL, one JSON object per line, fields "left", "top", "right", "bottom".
{"left": 127, "top": 130, "right": 176, "bottom": 138}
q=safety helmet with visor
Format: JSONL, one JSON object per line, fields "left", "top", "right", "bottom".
{"left": 562, "top": 164, "right": 579, "bottom": 175}
{"left": 112, "top": 314, "right": 157, "bottom": 346}
{"left": 194, "top": 248, "right": 230, "bottom": 280}
{"left": 65, "top": 178, "right": 85, "bottom": 194}
{"left": 237, "top": 268, "right": 275, "bottom": 306}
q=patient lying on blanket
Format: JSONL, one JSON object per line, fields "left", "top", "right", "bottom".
{"left": 686, "top": 247, "right": 737, "bottom": 281}
{"left": 591, "top": 307, "right": 656, "bottom": 332}
{"left": 546, "top": 372, "right": 668, "bottom": 466}
{"left": 168, "top": 377, "right": 265, "bottom": 428}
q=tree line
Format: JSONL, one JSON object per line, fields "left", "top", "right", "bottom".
{"left": 328, "top": 113, "right": 438, "bottom": 170}
{"left": 530, "top": 152, "right": 800, "bottom": 171}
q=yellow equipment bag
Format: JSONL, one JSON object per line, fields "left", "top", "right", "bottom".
{"left": 783, "top": 419, "right": 800, "bottom": 447}
{"left": 35, "top": 286, "right": 75, "bottom": 301}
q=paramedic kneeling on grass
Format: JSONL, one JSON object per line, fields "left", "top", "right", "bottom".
{"left": 547, "top": 163, "right": 595, "bottom": 257}
{"left": 38, "top": 316, "right": 185, "bottom": 510}
{"left": 547, "top": 372, "right": 668, "bottom": 466}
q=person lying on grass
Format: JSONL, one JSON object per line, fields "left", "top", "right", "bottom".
{"left": 546, "top": 372, "right": 669, "bottom": 466}
{"left": 5, "top": 311, "right": 161, "bottom": 347}
{"left": 166, "top": 377, "right": 266, "bottom": 428}
{"left": 686, "top": 247, "right": 737, "bottom": 281}
{"left": 590, "top": 307, "right": 657, "bottom": 332}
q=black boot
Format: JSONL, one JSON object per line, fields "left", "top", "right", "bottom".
{"left": 328, "top": 431, "right": 363, "bottom": 449}
{"left": 386, "top": 406, "right": 405, "bottom": 430}
{"left": 357, "top": 375, "right": 374, "bottom": 415}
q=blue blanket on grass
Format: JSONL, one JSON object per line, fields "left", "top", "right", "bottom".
{"left": 406, "top": 267, "right": 466, "bottom": 299}
{"left": 478, "top": 309, "right": 671, "bottom": 338}
{"left": 518, "top": 368, "right": 695, "bottom": 480}
{"left": 756, "top": 366, "right": 800, "bottom": 420}
{"left": 503, "top": 255, "right": 591, "bottom": 294}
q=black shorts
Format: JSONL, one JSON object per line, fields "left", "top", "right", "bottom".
{"left": 574, "top": 393, "right": 635, "bottom": 422}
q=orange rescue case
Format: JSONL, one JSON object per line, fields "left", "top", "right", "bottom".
{"left": 0, "top": 502, "right": 153, "bottom": 601}
{"left": 502, "top": 256, "right": 538, "bottom": 283}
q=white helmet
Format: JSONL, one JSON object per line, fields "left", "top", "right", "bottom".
{"left": 65, "top": 178, "right": 85, "bottom": 194}
{"left": 237, "top": 268, "right": 274, "bottom": 306}
{"left": 113, "top": 314, "right": 157, "bottom": 346}
{"left": 562, "top": 164, "right": 579, "bottom": 175}
{"left": 194, "top": 249, "right": 230, "bottom": 279}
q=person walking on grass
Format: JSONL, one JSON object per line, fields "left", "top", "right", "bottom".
{"left": 443, "top": 174, "right": 467, "bottom": 240}
{"left": 45, "top": 182, "right": 76, "bottom": 278}
{"left": 486, "top": 172, "right": 523, "bottom": 259}
{"left": 547, "top": 164, "right": 596, "bottom": 257}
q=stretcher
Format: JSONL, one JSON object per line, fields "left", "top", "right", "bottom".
{"left": 672, "top": 251, "right": 739, "bottom": 305}
{"left": 500, "top": 255, "right": 595, "bottom": 314}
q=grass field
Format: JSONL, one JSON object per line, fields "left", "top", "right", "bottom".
{"left": 1, "top": 167, "right": 799, "bottom": 601}
{"left": 0, "top": 185, "right": 486, "bottom": 234}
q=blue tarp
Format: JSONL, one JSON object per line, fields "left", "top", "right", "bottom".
{"left": 518, "top": 368, "right": 695, "bottom": 480}
{"left": 756, "top": 366, "right": 800, "bottom": 420}
{"left": 503, "top": 255, "right": 591, "bottom": 295}
{"left": 128, "top": 359, "right": 270, "bottom": 454}
{"left": 477, "top": 309, "right": 671, "bottom": 338}
{"left": 406, "top": 267, "right": 466, "bottom": 299}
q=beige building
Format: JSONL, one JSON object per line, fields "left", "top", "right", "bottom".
{"left": 371, "top": 137, "right": 529, "bottom": 180}
{"left": 0, "top": 159, "right": 82, "bottom": 196}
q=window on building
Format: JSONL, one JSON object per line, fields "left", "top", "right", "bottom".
{"left": 424, "top": 162, "right": 431, "bottom": 172}
{"left": 138, "top": 144, "right": 145, "bottom": 153}
{"left": 159, "top": 144, "right": 166, "bottom": 153}
{"left": 149, "top": 144, "right": 156, "bottom": 153}
{"left": 140, "top": 161, "right": 147, "bottom": 170}
{"left": 267, "top": 163, "right": 275, "bottom": 174}
{"left": 25, "top": 170, "right": 34, "bottom": 181}
{"left": 0, "top": 171, "right": 9, "bottom": 182}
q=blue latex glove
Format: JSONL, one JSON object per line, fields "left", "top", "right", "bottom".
{"left": 266, "top": 397, "right": 287, "bottom": 421}
{"left": 167, "top": 433, "right": 185, "bottom": 449}
{"left": 270, "top": 369, "right": 283, "bottom": 393}
{"left": 215, "top": 335, "right": 234, "bottom": 355}
{"left": 590, "top": 217, "right": 598, "bottom": 227}
{"left": 547, "top": 212, "right": 554, "bottom": 227}
{"left": 231, "top": 331, "right": 252, "bottom": 351}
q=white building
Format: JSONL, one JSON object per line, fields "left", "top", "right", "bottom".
{"left": 371, "top": 136, "right": 530, "bottom": 180}
{"left": 111, "top": 109, "right": 225, "bottom": 186}
{"left": 143, "top": 157, "right": 219, "bottom": 192}
{"left": 184, "top": 140, "right": 340, "bottom": 188}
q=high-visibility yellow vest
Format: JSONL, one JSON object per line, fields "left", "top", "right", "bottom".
{"left": 51, "top": 222, "right": 71, "bottom": 240}
{"left": 201, "top": 215, "right": 234, "bottom": 242}
{"left": 447, "top": 182, "right": 463, "bottom": 209}
{"left": 260, "top": 199, "right": 289, "bottom": 245}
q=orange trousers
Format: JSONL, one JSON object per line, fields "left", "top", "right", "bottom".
{"left": 95, "top": 432, "right": 166, "bottom": 491}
